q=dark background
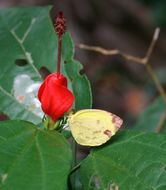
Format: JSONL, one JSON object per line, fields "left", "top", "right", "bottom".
{"left": 0, "top": 0, "right": 166, "bottom": 126}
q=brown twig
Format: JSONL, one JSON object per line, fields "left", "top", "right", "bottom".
{"left": 78, "top": 28, "right": 166, "bottom": 105}
{"left": 78, "top": 28, "right": 160, "bottom": 65}
{"left": 78, "top": 44, "right": 144, "bottom": 65}
{"left": 144, "top": 28, "right": 160, "bottom": 63}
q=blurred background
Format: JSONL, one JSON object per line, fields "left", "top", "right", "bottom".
{"left": 0, "top": 0, "right": 166, "bottom": 126}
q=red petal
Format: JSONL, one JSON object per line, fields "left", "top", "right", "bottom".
{"left": 38, "top": 81, "right": 46, "bottom": 101}
{"left": 48, "top": 73, "right": 67, "bottom": 87}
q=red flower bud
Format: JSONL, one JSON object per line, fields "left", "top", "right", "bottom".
{"left": 38, "top": 73, "right": 74, "bottom": 121}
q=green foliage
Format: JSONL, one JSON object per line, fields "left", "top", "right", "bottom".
{"left": 80, "top": 131, "right": 166, "bottom": 190}
{"left": 0, "top": 6, "right": 92, "bottom": 124}
{"left": 0, "top": 120, "right": 72, "bottom": 190}
{"left": 62, "top": 34, "right": 92, "bottom": 111}
{"left": 133, "top": 97, "right": 166, "bottom": 132}
{"left": 0, "top": 5, "right": 166, "bottom": 190}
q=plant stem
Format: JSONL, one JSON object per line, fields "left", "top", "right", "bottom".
{"left": 57, "top": 36, "right": 62, "bottom": 75}
{"left": 70, "top": 162, "right": 81, "bottom": 175}
{"left": 68, "top": 162, "right": 81, "bottom": 190}
{"left": 70, "top": 138, "right": 77, "bottom": 189}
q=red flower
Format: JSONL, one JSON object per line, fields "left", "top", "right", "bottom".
{"left": 38, "top": 73, "right": 74, "bottom": 121}
{"left": 38, "top": 12, "right": 74, "bottom": 121}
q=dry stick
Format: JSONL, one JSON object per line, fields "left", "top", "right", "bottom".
{"left": 78, "top": 28, "right": 166, "bottom": 104}
{"left": 78, "top": 44, "right": 144, "bottom": 65}
{"left": 143, "top": 28, "right": 166, "bottom": 105}
{"left": 78, "top": 28, "right": 160, "bottom": 64}
{"left": 144, "top": 28, "right": 160, "bottom": 63}
{"left": 78, "top": 28, "right": 166, "bottom": 132}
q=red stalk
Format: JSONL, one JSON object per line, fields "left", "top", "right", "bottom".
{"left": 57, "top": 36, "right": 62, "bottom": 75}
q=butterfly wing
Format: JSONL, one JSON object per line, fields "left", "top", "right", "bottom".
{"left": 68, "top": 109, "right": 123, "bottom": 146}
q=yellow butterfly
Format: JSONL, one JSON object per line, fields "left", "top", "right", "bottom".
{"left": 68, "top": 109, "right": 123, "bottom": 146}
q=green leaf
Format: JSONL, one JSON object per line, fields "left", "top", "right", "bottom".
{"left": 80, "top": 131, "right": 166, "bottom": 190}
{"left": 61, "top": 32, "right": 92, "bottom": 111}
{"left": 0, "top": 120, "right": 72, "bottom": 190}
{"left": 0, "top": 6, "right": 92, "bottom": 123}
{"left": 133, "top": 97, "right": 166, "bottom": 132}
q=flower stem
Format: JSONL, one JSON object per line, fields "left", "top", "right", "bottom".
{"left": 57, "top": 35, "right": 62, "bottom": 76}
